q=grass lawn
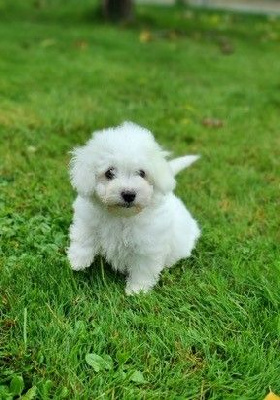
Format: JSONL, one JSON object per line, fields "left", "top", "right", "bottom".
{"left": 0, "top": 1, "right": 280, "bottom": 399}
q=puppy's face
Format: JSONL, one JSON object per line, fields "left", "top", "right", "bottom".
{"left": 70, "top": 122, "right": 176, "bottom": 217}
{"left": 95, "top": 165, "right": 153, "bottom": 216}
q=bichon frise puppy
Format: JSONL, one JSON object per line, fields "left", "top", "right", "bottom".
{"left": 67, "top": 122, "right": 200, "bottom": 294}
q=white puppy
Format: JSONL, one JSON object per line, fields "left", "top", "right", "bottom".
{"left": 67, "top": 122, "right": 200, "bottom": 294}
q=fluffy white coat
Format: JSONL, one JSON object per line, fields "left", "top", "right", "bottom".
{"left": 67, "top": 122, "right": 200, "bottom": 294}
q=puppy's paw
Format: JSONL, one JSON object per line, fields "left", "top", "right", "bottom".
{"left": 125, "top": 281, "right": 153, "bottom": 296}
{"left": 67, "top": 247, "right": 93, "bottom": 271}
{"left": 69, "top": 260, "right": 89, "bottom": 271}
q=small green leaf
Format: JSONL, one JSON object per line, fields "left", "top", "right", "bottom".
{"left": 85, "top": 353, "right": 113, "bottom": 372}
{"left": 85, "top": 354, "right": 102, "bottom": 372}
{"left": 20, "top": 386, "right": 37, "bottom": 400}
{"left": 58, "top": 386, "right": 69, "bottom": 398}
{"left": 129, "top": 370, "right": 146, "bottom": 384}
{"left": 116, "top": 351, "right": 130, "bottom": 365}
{"left": 10, "top": 375, "right": 24, "bottom": 395}
{"left": 102, "top": 355, "right": 113, "bottom": 370}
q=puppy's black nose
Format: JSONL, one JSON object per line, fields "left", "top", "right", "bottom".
{"left": 121, "top": 191, "right": 136, "bottom": 203}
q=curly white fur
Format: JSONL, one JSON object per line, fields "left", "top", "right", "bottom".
{"left": 67, "top": 122, "right": 200, "bottom": 294}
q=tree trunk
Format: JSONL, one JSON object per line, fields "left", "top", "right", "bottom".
{"left": 102, "top": 0, "right": 134, "bottom": 22}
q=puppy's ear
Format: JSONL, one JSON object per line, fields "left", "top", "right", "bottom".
{"left": 69, "top": 145, "right": 95, "bottom": 197}
{"left": 169, "top": 155, "right": 200, "bottom": 176}
{"left": 151, "top": 152, "right": 176, "bottom": 194}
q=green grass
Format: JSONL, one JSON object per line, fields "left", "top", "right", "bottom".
{"left": 1, "top": 1, "right": 280, "bottom": 399}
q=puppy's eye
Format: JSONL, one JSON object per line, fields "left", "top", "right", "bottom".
{"left": 138, "top": 170, "right": 146, "bottom": 178}
{"left": 105, "top": 168, "right": 115, "bottom": 180}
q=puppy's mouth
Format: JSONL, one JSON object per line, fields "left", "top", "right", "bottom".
{"left": 107, "top": 202, "right": 143, "bottom": 215}
{"left": 120, "top": 202, "right": 134, "bottom": 209}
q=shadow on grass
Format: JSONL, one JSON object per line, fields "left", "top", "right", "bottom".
{"left": 72, "top": 256, "right": 125, "bottom": 294}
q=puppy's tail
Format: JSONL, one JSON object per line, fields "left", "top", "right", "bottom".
{"left": 169, "top": 155, "right": 200, "bottom": 175}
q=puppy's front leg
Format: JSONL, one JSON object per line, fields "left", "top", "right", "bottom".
{"left": 67, "top": 217, "right": 98, "bottom": 271}
{"left": 125, "top": 256, "right": 164, "bottom": 295}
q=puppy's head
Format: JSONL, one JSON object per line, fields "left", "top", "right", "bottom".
{"left": 70, "top": 122, "right": 182, "bottom": 216}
